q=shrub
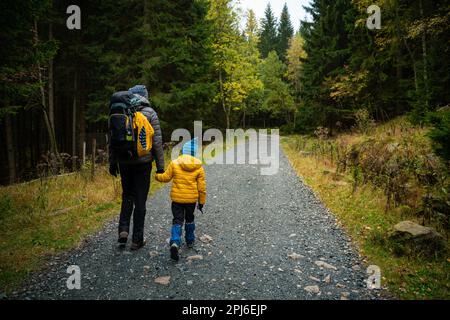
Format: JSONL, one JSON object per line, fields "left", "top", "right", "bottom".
{"left": 427, "top": 107, "right": 450, "bottom": 163}
{"left": 354, "top": 108, "right": 375, "bottom": 135}
{"left": 280, "top": 123, "right": 295, "bottom": 134}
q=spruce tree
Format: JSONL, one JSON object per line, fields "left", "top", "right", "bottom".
{"left": 299, "top": 0, "right": 354, "bottom": 132}
{"left": 258, "top": 3, "right": 278, "bottom": 59}
{"left": 277, "top": 3, "right": 294, "bottom": 62}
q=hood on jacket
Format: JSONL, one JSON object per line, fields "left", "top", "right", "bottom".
{"left": 131, "top": 94, "right": 150, "bottom": 108}
{"left": 177, "top": 154, "right": 202, "bottom": 172}
{"left": 129, "top": 85, "right": 148, "bottom": 99}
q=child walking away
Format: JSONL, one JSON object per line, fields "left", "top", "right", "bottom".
{"left": 155, "top": 138, "right": 206, "bottom": 261}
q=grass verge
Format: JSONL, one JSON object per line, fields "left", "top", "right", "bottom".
{"left": 0, "top": 161, "right": 167, "bottom": 294}
{"left": 282, "top": 134, "right": 450, "bottom": 299}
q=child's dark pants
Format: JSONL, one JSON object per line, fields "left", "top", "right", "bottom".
{"left": 170, "top": 202, "right": 196, "bottom": 246}
{"left": 172, "top": 202, "right": 195, "bottom": 225}
{"left": 118, "top": 163, "right": 151, "bottom": 244}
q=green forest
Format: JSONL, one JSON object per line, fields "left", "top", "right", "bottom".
{"left": 1, "top": 0, "right": 449, "bottom": 184}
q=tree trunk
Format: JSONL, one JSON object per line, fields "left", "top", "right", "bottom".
{"left": 72, "top": 71, "right": 77, "bottom": 170}
{"left": 83, "top": 141, "right": 86, "bottom": 165}
{"left": 143, "top": 0, "right": 148, "bottom": 25}
{"left": 77, "top": 70, "right": 86, "bottom": 159}
{"left": 396, "top": 47, "right": 403, "bottom": 115}
{"left": 402, "top": 37, "right": 419, "bottom": 94}
{"left": 77, "top": 91, "right": 86, "bottom": 159}
{"left": 91, "top": 138, "right": 96, "bottom": 180}
{"left": 419, "top": 0, "right": 430, "bottom": 109}
{"left": 78, "top": 103, "right": 86, "bottom": 159}
{"left": 219, "top": 69, "right": 229, "bottom": 128}
{"left": 33, "top": 19, "right": 59, "bottom": 160}
{"left": 5, "top": 113, "right": 16, "bottom": 184}
{"left": 393, "top": 6, "right": 404, "bottom": 116}
{"left": 396, "top": 4, "right": 419, "bottom": 96}
{"left": 293, "top": 110, "right": 297, "bottom": 129}
{"left": 48, "top": 23, "right": 55, "bottom": 130}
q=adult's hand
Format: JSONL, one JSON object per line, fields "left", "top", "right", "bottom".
{"left": 197, "top": 203, "right": 204, "bottom": 213}
{"left": 109, "top": 163, "right": 119, "bottom": 177}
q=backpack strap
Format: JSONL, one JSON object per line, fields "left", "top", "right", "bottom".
{"left": 110, "top": 102, "right": 128, "bottom": 111}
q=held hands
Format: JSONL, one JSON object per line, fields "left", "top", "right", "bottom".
{"left": 109, "top": 163, "right": 119, "bottom": 177}
{"left": 155, "top": 169, "right": 165, "bottom": 182}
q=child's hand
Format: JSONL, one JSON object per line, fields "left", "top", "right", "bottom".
{"left": 197, "top": 203, "right": 204, "bottom": 213}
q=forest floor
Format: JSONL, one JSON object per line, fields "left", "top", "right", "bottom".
{"left": 6, "top": 137, "right": 386, "bottom": 300}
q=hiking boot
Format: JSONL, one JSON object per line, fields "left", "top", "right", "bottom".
{"left": 186, "top": 241, "right": 195, "bottom": 249}
{"left": 170, "top": 243, "right": 179, "bottom": 261}
{"left": 185, "top": 222, "right": 196, "bottom": 247}
{"left": 118, "top": 231, "right": 128, "bottom": 244}
{"left": 130, "top": 240, "right": 146, "bottom": 251}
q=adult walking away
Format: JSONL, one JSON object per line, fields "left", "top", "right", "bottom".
{"left": 108, "top": 85, "right": 165, "bottom": 250}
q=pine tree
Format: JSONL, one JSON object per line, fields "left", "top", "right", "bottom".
{"left": 277, "top": 3, "right": 294, "bottom": 62}
{"left": 299, "top": 0, "right": 354, "bottom": 133}
{"left": 143, "top": 0, "right": 216, "bottom": 131}
{"left": 258, "top": 3, "right": 278, "bottom": 59}
{"left": 81, "top": 0, "right": 216, "bottom": 133}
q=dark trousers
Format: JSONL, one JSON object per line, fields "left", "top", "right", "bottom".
{"left": 118, "top": 163, "right": 151, "bottom": 243}
{"left": 172, "top": 202, "right": 196, "bottom": 225}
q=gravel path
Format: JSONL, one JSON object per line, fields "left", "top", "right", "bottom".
{"left": 11, "top": 137, "right": 385, "bottom": 300}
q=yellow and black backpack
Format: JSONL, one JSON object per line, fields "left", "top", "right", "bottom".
{"left": 108, "top": 91, "right": 154, "bottom": 159}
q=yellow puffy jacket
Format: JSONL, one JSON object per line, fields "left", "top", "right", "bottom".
{"left": 155, "top": 154, "right": 206, "bottom": 204}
